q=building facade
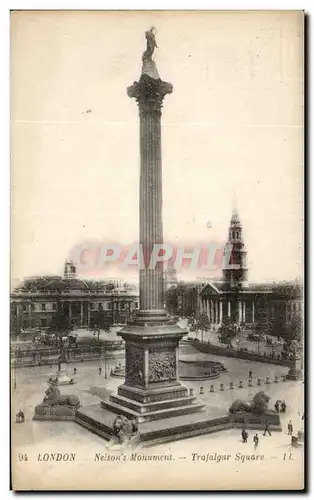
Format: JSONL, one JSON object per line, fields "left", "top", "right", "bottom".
{"left": 166, "top": 208, "right": 303, "bottom": 335}
{"left": 10, "top": 261, "right": 139, "bottom": 336}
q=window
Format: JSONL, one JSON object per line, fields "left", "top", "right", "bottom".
{"left": 107, "top": 302, "right": 111, "bottom": 309}
{"left": 23, "top": 303, "right": 28, "bottom": 312}
{"left": 40, "top": 319, "right": 46, "bottom": 327}
{"left": 52, "top": 303, "right": 57, "bottom": 311}
{"left": 41, "top": 303, "right": 46, "bottom": 311}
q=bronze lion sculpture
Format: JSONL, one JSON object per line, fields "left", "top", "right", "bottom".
{"left": 43, "top": 386, "right": 80, "bottom": 408}
{"left": 106, "top": 415, "right": 140, "bottom": 450}
{"left": 229, "top": 391, "right": 271, "bottom": 415}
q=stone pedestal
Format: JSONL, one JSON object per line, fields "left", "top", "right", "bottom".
{"left": 229, "top": 411, "right": 281, "bottom": 431}
{"left": 33, "top": 385, "right": 80, "bottom": 421}
{"left": 48, "top": 369, "right": 75, "bottom": 386}
{"left": 286, "top": 354, "right": 303, "bottom": 381}
{"left": 101, "top": 320, "right": 204, "bottom": 423}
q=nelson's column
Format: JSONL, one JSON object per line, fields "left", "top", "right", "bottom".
{"left": 76, "top": 30, "right": 217, "bottom": 445}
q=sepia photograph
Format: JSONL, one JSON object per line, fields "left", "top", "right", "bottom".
{"left": 10, "top": 10, "right": 304, "bottom": 491}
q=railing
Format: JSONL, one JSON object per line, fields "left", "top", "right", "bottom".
{"left": 11, "top": 348, "right": 125, "bottom": 368}
{"left": 11, "top": 342, "right": 125, "bottom": 367}
{"left": 11, "top": 341, "right": 124, "bottom": 356}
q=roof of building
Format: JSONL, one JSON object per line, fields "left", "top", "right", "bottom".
{"left": 11, "top": 276, "right": 126, "bottom": 294}
{"left": 199, "top": 279, "right": 303, "bottom": 297}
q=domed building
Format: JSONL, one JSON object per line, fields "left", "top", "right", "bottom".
{"left": 10, "top": 261, "right": 139, "bottom": 337}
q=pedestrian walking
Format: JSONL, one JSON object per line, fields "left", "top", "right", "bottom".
{"left": 263, "top": 421, "right": 272, "bottom": 436}
{"left": 248, "top": 369, "right": 253, "bottom": 379}
{"left": 274, "top": 400, "right": 280, "bottom": 412}
{"left": 241, "top": 429, "right": 248, "bottom": 443}
{"left": 98, "top": 367, "right": 102, "bottom": 376}
{"left": 253, "top": 434, "right": 259, "bottom": 450}
{"left": 288, "top": 420, "right": 293, "bottom": 435}
{"left": 73, "top": 367, "right": 77, "bottom": 375}
{"left": 16, "top": 410, "right": 25, "bottom": 423}
{"left": 280, "top": 401, "right": 286, "bottom": 413}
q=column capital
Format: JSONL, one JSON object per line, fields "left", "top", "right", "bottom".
{"left": 127, "top": 74, "right": 173, "bottom": 116}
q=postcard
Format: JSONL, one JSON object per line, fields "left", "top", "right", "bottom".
{"left": 10, "top": 10, "right": 304, "bottom": 491}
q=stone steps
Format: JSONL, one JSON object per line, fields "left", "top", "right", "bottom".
{"left": 140, "top": 421, "right": 233, "bottom": 448}
{"left": 75, "top": 403, "right": 231, "bottom": 447}
{"left": 75, "top": 406, "right": 113, "bottom": 438}
{"left": 106, "top": 393, "right": 198, "bottom": 414}
{"left": 101, "top": 399, "right": 205, "bottom": 423}
{"left": 75, "top": 415, "right": 112, "bottom": 441}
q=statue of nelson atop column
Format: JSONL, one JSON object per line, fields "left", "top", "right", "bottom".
{"left": 127, "top": 28, "right": 173, "bottom": 105}
{"left": 141, "top": 27, "right": 160, "bottom": 80}
{"left": 142, "top": 27, "right": 158, "bottom": 60}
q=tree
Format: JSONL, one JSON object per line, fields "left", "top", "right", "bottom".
{"left": 10, "top": 304, "right": 20, "bottom": 338}
{"left": 285, "top": 310, "right": 302, "bottom": 342}
{"left": 282, "top": 308, "right": 303, "bottom": 358}
{"left": 253, "top": 308, "right": 273, "bottom": 337}
{"left": 217, "top": 318, "right": 237, "bottom": 348}
{"left": 49, "top": 305, "right": 72, "bottom": 344}
{"left": 176, "top": 282, "right": 188, "bottom": 316}
{"left": 166, "top": 286, "right": 179, "bottom": 315}
{"left": 49, "top": 304, "right": 73, "bottom": 369}
{"left": 195, "top": 313, "right": 211, "bottom": 342}
{"left": 89, "top": 304, "right": 112, "bottom": 343}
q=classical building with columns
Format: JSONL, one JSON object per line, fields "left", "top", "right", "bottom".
{"left": 167, "top": 207, "right": 303, "bottom": 334}
{"left": 10, "top": 261, "right": 139, "bottom": 337}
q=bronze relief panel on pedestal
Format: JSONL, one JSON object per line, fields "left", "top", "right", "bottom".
{"left": 148, "top": 347, "right": 176, "bottom": 383}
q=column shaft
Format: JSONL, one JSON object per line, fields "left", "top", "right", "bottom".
{"left": 87, "top": 303, "right": 90, "bottom": 327}
{"left": 139, "top": 107, "right": 164, "bottom": 312}
{"left": 80, "top": 302, "right": 83, "bottom": 326}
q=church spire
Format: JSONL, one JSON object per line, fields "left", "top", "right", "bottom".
{"left": 231, "top": 190, "right": 240, "bottom": 225}
{"left": 222, "top": 200, "right": 248, "bottom": 289}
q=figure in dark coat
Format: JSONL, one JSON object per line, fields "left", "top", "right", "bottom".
{"left": 263, "top": 421, "right": 271, "bottom": 436}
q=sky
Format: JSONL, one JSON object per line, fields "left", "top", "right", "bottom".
{"left": 10, "top": 10, "right": 304, "bottom": 287}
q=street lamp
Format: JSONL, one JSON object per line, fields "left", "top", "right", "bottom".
{"left": 111, "top": 296, "right": 115, "bottom": 325}
{"left": 12, "top": 358, "right": 17, "bottom": 390}
{"left": 102, "top": 346, "right": 107, "bottom": 378}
